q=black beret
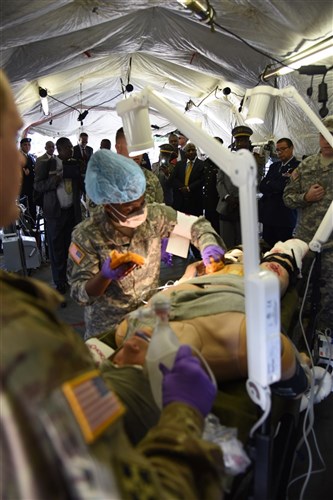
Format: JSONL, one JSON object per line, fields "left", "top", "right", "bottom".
{"left": 20, "top": 137, "right": 31, "bottom": 145}
{"left": 232, "top": 126, "right": 253, "bottom": 138}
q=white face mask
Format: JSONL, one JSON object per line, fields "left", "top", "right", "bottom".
{"left": 111, "top": 205, "right": 147, "bottom": 228}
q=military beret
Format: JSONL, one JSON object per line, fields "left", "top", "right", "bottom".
{"left": 322, "top": 115, "right": 333, "bottom": 132}
{"left": 232, "top": 126, "right": 253, "bottom": 138}
{"left": 20, "top": 137, "right": 31, "bottom": 145}
{"left": 159, "top": 144, "right": 176, "bottom": 154}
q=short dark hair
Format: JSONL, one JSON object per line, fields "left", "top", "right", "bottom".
{"left": 100, "top": 138, "right": 111, "bottom": 149}
{"left": 277, "top": 138, "right": 293, "bottom": 148}
{"left": 115, "top": 127, "right": 125, "bottom": 142}
{"left": 79, "top": 132, "right": 88, "bottom": 139}
{"left": 56, "top": 137, "right": 71, "bottom": 150}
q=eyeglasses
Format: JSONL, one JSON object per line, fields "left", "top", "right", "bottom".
{"left": 276, "top": 146, "right": 290, "bottom": 153}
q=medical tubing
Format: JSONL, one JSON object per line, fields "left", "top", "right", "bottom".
{"left": 145, "top": 296, "right": 216, "bottom": 409}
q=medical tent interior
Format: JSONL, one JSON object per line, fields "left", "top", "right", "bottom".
{"left": 1, "top": 0, "right": 333, "bottom": 499}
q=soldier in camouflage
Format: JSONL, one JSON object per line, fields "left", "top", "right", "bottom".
{"left": 0, "top": 69, "right": 224, "bottom": 500}
{"left": 283, "top": 116, "right": 333, "bottom": 329}
{"left": 68, "top": 149, "right": 226, "bottom": 338}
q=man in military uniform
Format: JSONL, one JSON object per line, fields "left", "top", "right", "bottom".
{"left": 216, "top": 125, "right": 253, "bottom": 248}
{"left": 259, "top": 138, "right": 300, "bottom": 247}
{"left": 283, "top": 116, "right": 333, "bottom": 329}
{"left": 0, "top": 69, "right": 223, "bottom": 500}
{"left": 151, "top": 143, "right": 178, "bottom": 206}
{"left": 68, "top": 149, "right": 225, "bottom": 338}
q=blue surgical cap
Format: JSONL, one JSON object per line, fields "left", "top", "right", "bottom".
{"left": 85, "top": 149, "right": 146, "bottom": 204}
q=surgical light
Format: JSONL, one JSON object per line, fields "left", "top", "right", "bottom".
{"left": 262, "top": 36, "right": 333, "bottom": 81}
{"left": 244, "top": 85, "right": 333, "bottom": 147}
{"left": 38, "top": 87, "right": 49, "bottom": 116}
{"left": 177, "top": 0, "right": 215, "bottom": 24}
{"left": 116, "top": 94, "right": 154, "bottom": 156}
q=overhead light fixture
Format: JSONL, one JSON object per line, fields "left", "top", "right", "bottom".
{"left": 243, "top": 85, "right": 333, "bottom": 147}
{"left": 177, "top": 0, "right": 215, "bottom": 24}
{"left": 262, "top": 36, "right": 333, "bottom": 81}
{"left": 38, "top": 87, "right": 49, "bottom": 116}
{"left": 77, "top": 110, "right": 89, "bottom": 125}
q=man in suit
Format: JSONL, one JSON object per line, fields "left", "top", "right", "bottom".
{"left": 34, "top": 137, "right": 84, "bottom": 297}
{"left": 171, "top": 142, "right": 204, "bottom": 217}
{"left": 169, "top": 132, "right": 186, "bottom": 163}
{"left": 73, "top": 132, "right": 93, "bottom": 169}
{"left": 20, "top": 137, "right": 36, "bottom": 223}
{"left": 35, "top": 140, "right": 55, "bottom": 175}
{"left": 259, "top": 138, "right": 300, "bottom": 247}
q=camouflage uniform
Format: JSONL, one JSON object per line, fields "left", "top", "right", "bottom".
{"left": 68, "top": 203, "right": 225, "bottom": 338}
{"left": 283, "top": 154, "right": 333, "bottom": 327}
{"left": 1, "top": 270, "right": 223, "bottom": 499}
{"left": 142, "top": 167, "right": 164, "bottom": 203}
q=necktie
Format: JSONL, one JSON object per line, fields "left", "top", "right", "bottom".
{"left": 82, "top": 148, "right": 87, "bottom": 163}
{"left": 184, "top": 161, "right": 193, "bottom": 186}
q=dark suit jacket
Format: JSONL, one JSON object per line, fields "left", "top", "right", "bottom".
{"left": 20, "top": 153, "right": 35, "bottom": 196}
{"left": 73, "top": 144, "right": 93, "bottom": 166}
{"left": 34, "top": 157, "right": 83, "bottom": 224}
{"left": 259, "top": 156, "right": 300, "bottom": 227}
{"left": 171, "top": 157, "right": 204, "bottom": 216}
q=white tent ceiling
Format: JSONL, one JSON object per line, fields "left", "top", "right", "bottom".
{"left": 1, "top": 0, "right": 332, "bottom": 155}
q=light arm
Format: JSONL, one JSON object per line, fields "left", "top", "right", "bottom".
{"left": 309, "top": 201, "right": 333, "bottom": 252}
{"left": 244, "top": 85, "right": 333, "bottom": 146}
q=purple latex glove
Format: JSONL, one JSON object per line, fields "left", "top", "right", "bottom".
{"left": 201, "top": 245, "right": 225, "bottom": 267}
{"left": 101, "top": 257, "right": 132, "bottom": 281}
{"left": 161, "top": 238, "right": 173, "bottom": 267}
{"left": 159, "top": 345, "right": 217, "bottom": 417}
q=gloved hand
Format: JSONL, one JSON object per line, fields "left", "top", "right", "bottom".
{"left": 161, "top": 238, "right": 173, "bottom": 267}
{"left": 101, "top": 257, "right": 132, "bottom": 281}
{"left": 159, "top": 345, "right": 217, "bottom": 416}
{"left": 201, "top": 245, "right": 225, "bottom": 267}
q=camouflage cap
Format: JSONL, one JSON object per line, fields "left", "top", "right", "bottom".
{"left": 322, "top": 115, "right": 333, "bottom": 132}
{"left": 85, "top": 149, "right": 146, "bottom": 204}
{"left": 232, "top": 125, "right": 253, "bottom": 138}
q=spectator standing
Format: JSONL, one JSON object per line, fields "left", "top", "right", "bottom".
{"left": 171, "top": 142, "right": 205, "bottom": 217}
{"left": 73, "top": 132, "right": 93, "bottom": 169}
{"left": 283, "top": 116, "right": 333, "bottom": 329}
{"left": 169, "top": 132, "right": 186, "bottom": 163}
{"left": 151, "top": 143, "right": 177, "bottom": 206}
{"left": 100, "top": 138, "right": 111, "bottom": 150}
{"left": 20, "top": 137, "right": 36, "bottom": 223}
{"left": 34, "top": 137, "right": 84, "bottom": 296}
{"left": 259, "top": 138, "right": 300, "bottom": 247}
{"left": 216, "top": 126, "right": 254, "bottom": 248}
{"left": 203, "top": 137, "right": 223, "bottom": 234}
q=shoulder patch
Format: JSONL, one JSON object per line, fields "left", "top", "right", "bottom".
{"left": 62, "top": 370, "right": 125, "bottom": 443}
{"left": 290, "top": 169, "right": 299, "bottom": 181}
{"left": 69, "top": 242, "right": 86, "bottom": 265}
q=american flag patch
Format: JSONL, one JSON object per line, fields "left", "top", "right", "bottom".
{"left": 62, "top": 370, "right": 125, "bottom": 443}
{"left": 69, "top": 242, "right": 86, "bottom": 265}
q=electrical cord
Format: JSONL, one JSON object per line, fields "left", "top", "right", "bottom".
{"left": 286, "top": 256, "right": 329, "bottom": 498}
